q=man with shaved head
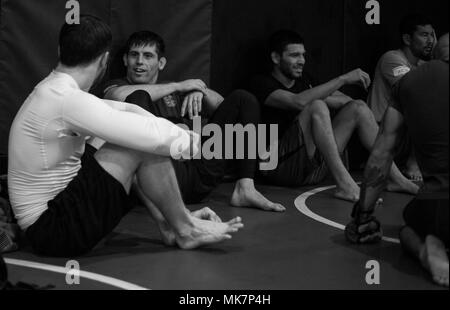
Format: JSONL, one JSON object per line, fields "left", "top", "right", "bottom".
{"left": 368, "top": 14, "right": 437, "bottom": 181}
{"left": 346, "top": 34, "right": 449, "bottom": 288}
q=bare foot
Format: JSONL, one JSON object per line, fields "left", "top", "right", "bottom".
{"left": 176, "top": 216, "right": 244, "bottom": 250}
{"left": 158, "top": 207, "right": 223, "bottom": 246}
{"left": 230, "top": 182, "right": 286, "bottom": 212}
{"left": 404, "top": 161, "right": 423, "bottom": 182}
{"left": 386, "top": 179, "right": 420, "bottom": 195}
{"left": 334, "top": 185, "right": 360, "bottom": 202}
{"left": 157, "top": 220, "right": 176, "bottom": 246}
{"left": 420, "top": 235, "right": 449, "bottom": 287}
{"left": 190, "top": 207, "right": 223, "bottom": 223}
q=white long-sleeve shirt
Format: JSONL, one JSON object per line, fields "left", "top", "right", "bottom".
{"left": 8, "top": 71, "right": 196, "bottom": 230}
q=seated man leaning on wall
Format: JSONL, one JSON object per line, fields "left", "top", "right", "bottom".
{"left": 247, "top": 29, "right": 419, "bottom": 202}
{"left": 368, "top": 14, "right": 437, "bottom": 181}
{"left": 103, "top": 31, "right": 286, "bottom": 221}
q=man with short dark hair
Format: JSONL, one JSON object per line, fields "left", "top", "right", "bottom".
{"left": 103, "top": 31, "right": 285, "bottom": 214}
{"left": 346, "top": 34, "right": 449, "bottom": 288}
{"left": 248, "top": 30, "right": 418, "bottom": 201}
{"left": 368, "top": 14, "right": 436, "bottom": 181}
{"left": 8, "top": 16, "right": 243, "bottom": 257}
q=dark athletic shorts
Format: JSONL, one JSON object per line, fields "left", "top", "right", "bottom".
{"left": 26, "top": 145, "right": 132, "bottom": 257}
{"left": 259, "top": 120, "right": 328, "bottom": 187}
{"left": 172, "top": 158, "right": 225, "bottom": 205}
{"left": 403, "top": 192, "right": 449, "bottom": 248}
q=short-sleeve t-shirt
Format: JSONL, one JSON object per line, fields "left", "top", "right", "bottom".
{"left": 103, "top": 78, "right": 185, "bottom": 125}
{"left": 368, "top": 50, "right": 420, "bottom": 122}
{"left": 395, "top": 60, "right": 449, "bottom": 193}
{"left": 248, "top": 74, "right": 316, "bottom": 139}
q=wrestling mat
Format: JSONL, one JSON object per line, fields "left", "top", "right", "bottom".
{"left": 3, "top": 177, "right": 444, "bottom": 290}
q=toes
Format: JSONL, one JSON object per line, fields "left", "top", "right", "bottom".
{"left": 229, "top": 223, "right": 244, "bottom": 230}
{"left": 272, "top": 204, "right": 286, "bottom": 212}
{"left": 227, "top": 217, "right": 242, "bottom": 225}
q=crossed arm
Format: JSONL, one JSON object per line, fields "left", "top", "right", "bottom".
{"left": 265, "top": 69, "right": 370, "bottom": 111}
{"left": 105, "top": 79, "right": 224, "bottom": 119}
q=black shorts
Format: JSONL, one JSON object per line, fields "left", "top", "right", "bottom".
{"left": 172, "top": 158, "right": 226, "bottom": 204}
{"left": 403, "top": 192, "right": 449, "bottom": 248}
{"left": 26, "top": 145, "right": 132, "bottom": 257}
{"left": 259, "top": 120, "right": 328, "bottom": 187}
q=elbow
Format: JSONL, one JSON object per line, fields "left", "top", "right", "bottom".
{"left": 294, "top": 98, "right": 308, "bottom": 111}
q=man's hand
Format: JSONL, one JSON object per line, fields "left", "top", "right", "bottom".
{"left": 175, "top": 79, "right": 207, "bottom": 94}
{"left": 340, "top": 69, "right": 372, "bottom": 90}
{"left": 345, "top": 199, "right": 384, "bottom": 244}
{"left": 190, "top": 207, "right": 223, "bottom": 223}
{"left": 182, "top": 91, "right": 204, "bottom": 119}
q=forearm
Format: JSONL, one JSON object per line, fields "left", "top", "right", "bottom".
{"left": 294, "top": 76, "right": 346, "bottom": 107}
{"left": 359, "top": 151, "right": 395, "bottom": 216}
{"left": 202, "top": 88, "right": 224, "bottom": 114}
{"left": 324, "top": 93, "right": 352, "bottom": 109}
{"left": 105, "top": 83, "right": 179, "bottom": 102}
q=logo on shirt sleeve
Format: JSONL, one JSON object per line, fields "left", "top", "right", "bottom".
{"left": 392, "top": 66, "right": 410, "bottom": 77}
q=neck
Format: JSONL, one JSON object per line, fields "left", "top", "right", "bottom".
{"left": 55, "top": 62, "right": 98, "bottom": 91}
{"left": 401, "top": 46, "right": 420, "bottom": 66}
{"left": 272, "top": 68, "right": 295, "bottom": 88}
{"left": 126, "top": 74, "right": 159, "bottom": 86}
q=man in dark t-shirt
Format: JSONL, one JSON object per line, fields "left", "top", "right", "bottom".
{"left": 248, "top": 30, "right": 418, "bottom": 201}
{"left": 104, "top": 77, "right": 190, "bottom": 126}
{"left": 102, "top": 31, "right": 285, "bottom": 228}
{"left": 346, "top": 34, "right": 449, "bottom": 287}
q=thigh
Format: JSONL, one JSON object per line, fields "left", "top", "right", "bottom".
{"left": 261, "top": 121, "right": 308, "bottom": 187}
{"left": 297, "top": 107, "right": 316, "bottom": 158}
{"left": 26, "top": 146, "right": 132, "bottom": 257}
{"left": 331, "top": 105, "right": 359, "bottom": 154}
{"left": 172, "top": 159, "right": 218, "bottom": 204}
{"left": 94, "top": 143, "right": 142, "bottom": 194}
{"left": 403, "top": 195, "right": 449, "bottom": 247}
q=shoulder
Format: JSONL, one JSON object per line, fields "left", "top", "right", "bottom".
{"left": 103, "top": 78, "right": 130, "bottom": 94}
{"left": 380, "top": 50, "right": 408, "bottom": 65}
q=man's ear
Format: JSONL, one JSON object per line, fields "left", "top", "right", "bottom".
{"left": 123, "top": 53, "right": 128, "bottom": 67}
{"left": 402, "top": 34, "right": 412, "bottom": 47}
{"left": 101, "top": 51, "right": 110, "bottom": 67}
{"left": 271, "top": 52, "right": 281, "bottom": 65}
{"left": 57, "top": 47, "right": 61, "bottom": 58}
{"left": 159, "top": 57, "right": 167, "bottom": 70}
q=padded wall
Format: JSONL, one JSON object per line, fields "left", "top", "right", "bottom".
{"left": 0, "top": 0, "right": 212, "bottom": 154}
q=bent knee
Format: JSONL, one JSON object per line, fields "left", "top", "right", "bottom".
{"left": 348, "top": 99, "right": 369, "bottom": 112}
{"left": 308, "top": 99, "right": 330, "bottom": 118}
{"left": 229, "top": 89, "right": 258, "bottom": 104}
{"left": 346, "top": 100, "right": 372, "bottom": 118}
{"left": 227, "top": 89, "right": 260, "bottom": 111}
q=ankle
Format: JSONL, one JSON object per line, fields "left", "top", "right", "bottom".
{"left": 236, "top": 178, "right": 255, "bottom": 191}
{"left": 172, "top": 217, "right": 195, "bottom": 237}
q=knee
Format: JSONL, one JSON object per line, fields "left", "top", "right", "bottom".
{"left": 308, "top": 99, "right": 330, "bottom": 119}
{"left": 125, "top": 90, "right": 152, "bottom": 110}
{"left": 228, "top": 89, "right": 261, "bottom": 111}
{"left": 229, "top": 89, "right": 258, "bottom": 104}
{"left": 347, "top": 100, "right": 371, "bottom": 118}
